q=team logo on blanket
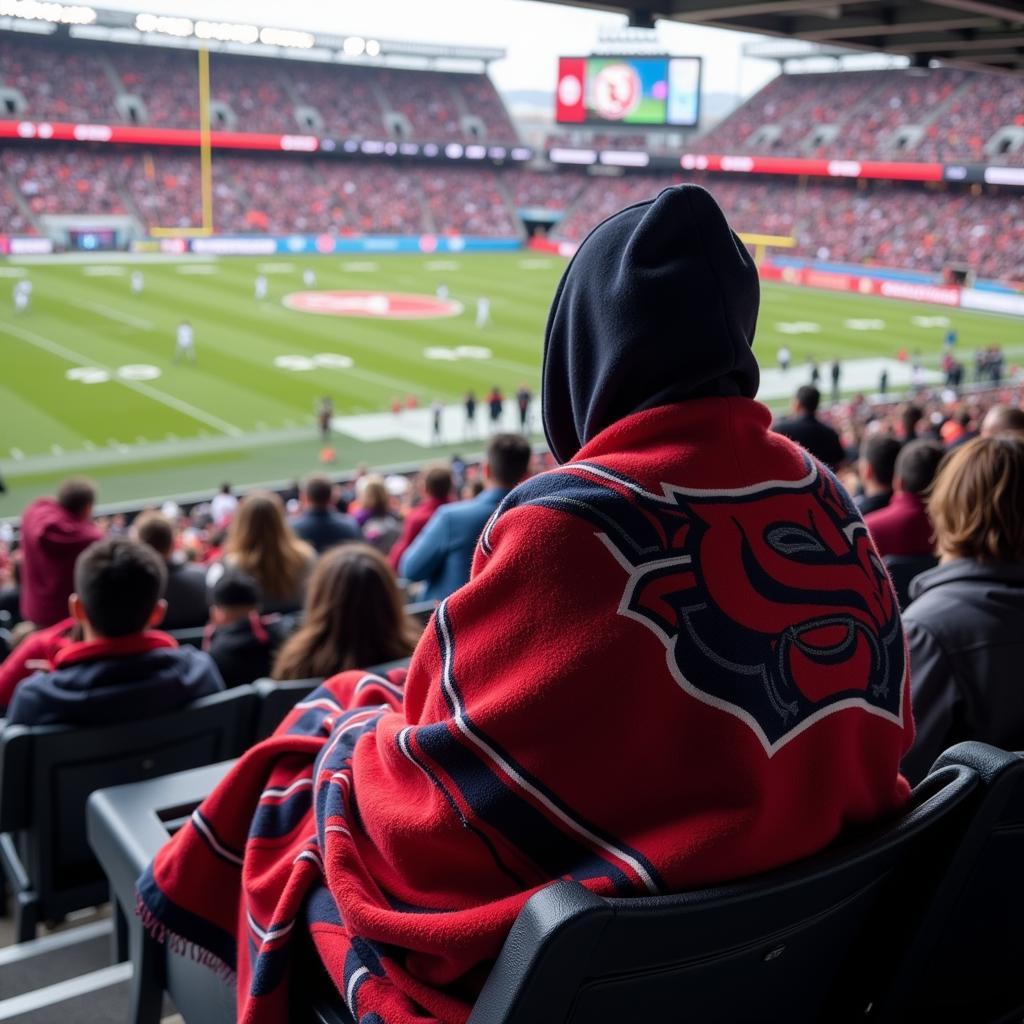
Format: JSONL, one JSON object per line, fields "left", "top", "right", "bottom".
{"left": 485, "top": 459, "right": 905, "bottom": 754}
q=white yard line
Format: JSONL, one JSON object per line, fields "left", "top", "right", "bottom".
{"left": 84, "top": 303, "right": 155, "bottom": 331}
{"left": 0, "top": 322, "right": 243, "bottom": 437}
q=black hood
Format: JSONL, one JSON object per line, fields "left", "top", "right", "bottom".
{"left": 542, "top": 184, "right": 761, "bottom": 463}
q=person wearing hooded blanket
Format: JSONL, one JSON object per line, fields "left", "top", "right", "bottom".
{"left": 138, "top": 186, "right": 913, "bottom": 1024}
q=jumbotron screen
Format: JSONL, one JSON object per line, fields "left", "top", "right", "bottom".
{"left": 556, "top": 55, "right": 701, "bottom": 127}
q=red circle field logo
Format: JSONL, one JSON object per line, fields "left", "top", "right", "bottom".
{"left": 282, "top": 290, "right": 464, "bottom": 319}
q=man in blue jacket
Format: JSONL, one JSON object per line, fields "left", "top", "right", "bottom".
{"left": 6, "top": 537, "right": 224, "bottom": 726}
{"left": 399, "top": 434, "right": 531, "bottom": 602}
{"left": 290, "top": 476, "right": 360, "bottom": 554}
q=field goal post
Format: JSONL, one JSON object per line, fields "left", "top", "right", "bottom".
{"left": 738, "top": 232, "right": 796, "bottom": 266}
{"left": 150, "top": 46, "right": 214, "bottom": 239}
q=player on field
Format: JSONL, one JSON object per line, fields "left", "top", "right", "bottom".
{"left": 255, "top": 275, "right": 268, "bottom": 301}
{"left": 431, "top": 399, "right": 443, "bottom": 445}
{"left": 316, "top": 396, "right": 334, "bottom": 441}
{"left": 777, "top": 345, "right": 791, "bottom": 372}
{"left": 464, "top": 390, "right": 477, "bottom": 440}
{"left": 174, "top": 320, "right": 196, "bottom": 364}
{"left": 435, "top": 282, "right": 449, "bottom": 301}
{"left": 131, "top": 271, "right": 144, "bottom": 295}
{"left": 516, "top": 384, "right": 533, "bottom": 432}
{"left": 475, "top": 295, "right": 490, "bottom": 328}
{"left": 12, "top": 279, "right": 30, "bottom": 313}
{"left": 303, "top": 268, "right": 317, "bottom": 288}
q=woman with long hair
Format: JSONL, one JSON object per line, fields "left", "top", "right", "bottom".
{"left": 207, "top": 491, "right": 314, "bottom": 614}
{"left": 271, "top": 543, "right": 420, "bottom": 680}
{"left": 356, "top": 475, "right": 402, "bottom": 555}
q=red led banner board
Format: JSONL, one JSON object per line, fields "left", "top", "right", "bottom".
{"left": 0, "top": 120, "right": 319, "bottom": 152}
{"left": 680, "top": 153, "right": 945, "bottom": 182}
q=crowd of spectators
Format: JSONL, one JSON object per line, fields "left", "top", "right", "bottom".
{"left": 420, "top": 167, "right": 520, "bottom": 235}
{"left": 696, "top": 67, "right": 1024, "bottom": 166}
{"left": 553, "top": 174, "right": 1024, "bottom": 283}
{"left": 503, "top": 168, "right": 586, "bottom": 210}
{"left": 1, "top": 149, "right": 126, "bottom": 218}
{"left": 0, "top": 34, "right": 518, "bottom": 144}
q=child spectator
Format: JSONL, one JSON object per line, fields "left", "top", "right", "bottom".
{"left": 272, "top": 544, "right": 419, "bottom": 681}
{"left": 6, "top": 538, "right": 223, "bottom": 726}
{"left": 205, "top": 572, "right": 292, "bottom": 689}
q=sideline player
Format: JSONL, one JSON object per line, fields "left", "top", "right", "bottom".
{"left": 316, "top": 395, "right": 334, "bottom": 441}
{"left": 131, "top": 270, "right": 144, "bottom": 295}
{"left": 174, "top": 320, "right": 196, "bottom": 364}
{"left": 12, "top": 279, "right": 31, "bottom": 313}
{"left": 431, "top": 399, "right": 443, "bottom": 445}
{"left": 464, "top": 390, "right": 477, "bottom": 441}
{"left": 475, "top": 295, "right": 490, "bottom": 328}
{"left": 777, "top": 345, "right": 791, "bottom": 372}
{"left": 516, "top": 384, "right": 533, "bottom": 433}
{"left": 255, "top": 274, "right": 268, "bottom": 301}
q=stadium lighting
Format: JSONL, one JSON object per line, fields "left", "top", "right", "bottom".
{"left": 259, "top": 27, "right": 314, "bottom": 49}
{"left": 195, "top": 20, "right": 259, "bottom": 44}
{"left": 343, "top": 36, "right": 366, "bottom": 56}
{"left": 366, "top": 39, "right": 381, "bottom": 57}
{"left": 0, "top": 0, "right": 96, "bottom": 24}
{"left": 135, "top": 12, "right": 191, "bottom": 37}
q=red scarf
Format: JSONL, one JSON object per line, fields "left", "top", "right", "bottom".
{"left": 139, "top": 399, "right": 913, "bottom": 1023}
{"left": 53, "top": 630, "right": 176, "bottom": 667}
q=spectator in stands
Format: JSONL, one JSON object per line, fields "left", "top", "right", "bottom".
{"left": 271, "top": 544, "right": 418, "bottom": 681}
{"left": 6, "top": 538, "right": 223, "bottom": 726}
{"left": 19, "top": 478, "right": 103, "bottom": 628}
{"left": 210, "top": 483, "right": 238, "bottom": 525}
{"left": 205, "top": 572, "right": 292, "bottom": 689}
{"left": 356, "top": 477, "right": 402, "bottom": 556}
{"left": 855, "top": 435, "right": 903, "bottom": 515}
{"left": 134, "top": 511, "right": 209, "bottom": 630}
{"left": 864, "top": 440, "right": 945, "bottom": 558}
{"left": 207, "top": 492, "right": 314, "bottom": 615}
{"left": 901, "top": 437, "right": 1024, "bottom": 783}
{"left": 139, "top": 186, "right": 913, "bottom": 1024}
{"left": 981, "top": 404, "right": 1024, "bottom": 438}
{"left": 0, "top": 613, "right": 79, "bottom": 713}
{"left": 399, "top": 433, "right": 531, "bottom": 601}
{"left": 388, "top": 464, "right": 453, "bottom": 571}
{"left": 290, "top": 476, "right": 360, "bottom": 554}
{"left": 773, "top": 385, "right": 846, "bottom": 471}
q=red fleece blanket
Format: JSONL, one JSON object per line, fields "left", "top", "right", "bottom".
{"left": 138, "top": 398, "right": 913, "bottom": 1024}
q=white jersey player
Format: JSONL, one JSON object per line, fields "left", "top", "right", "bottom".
{"left": 175, "top": 320, "right": 196, "bottom": 363}
{"left": 131, "top": 270, "right": 144, "bottom": 295}
{"left": 12, "top": 279, "right": 30, "bottom": 313}
{"left": 475, "top": 295, "right": 490, "bottom": 328}
{"left": 255, "top": 275, "right": 268, "bottom": 301}
{"left": 436, "top": 282, "right": 449, "bottom": 301}
{"left": 303, "top": 268, "right": 316, "bottom": 288}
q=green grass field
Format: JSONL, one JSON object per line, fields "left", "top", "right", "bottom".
{"left": 1, "top": 251, "right": 1021, "bottom": 517}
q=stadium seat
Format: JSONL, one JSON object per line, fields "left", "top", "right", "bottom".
{"left": 0, "top": 685, "right": 257, "bottom": 943}
{"left": 165, "top": 625, "right": 207, "bottom": 649}
{"left": 89, "top": 745, "right": 990, "bottom": 1024}
{"left": 874, "top": 743, "right": 1024, "bottom": 1022}
{"left": 253, "top": 658, "right": 411, "bottom": 740}
{"left": 883, "top": 554, "right": 939, "bottom": 610}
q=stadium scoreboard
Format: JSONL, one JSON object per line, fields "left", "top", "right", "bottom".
{"left": 556, "top": 56, "right": 701, "bottom": 127}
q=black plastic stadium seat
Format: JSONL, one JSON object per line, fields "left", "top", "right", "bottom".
{"left": 89, "top": 745, "right": 1003, "bottom": 1024}
{"left": 0, "top": 685, "right": 258, "bottom": 943}
{"left": 253, "top": 659, "right": 412, "bottom": 740}
{"left": 165, "top": 625, "right": 207, "bottom": 649}
{"left": 883, "top": 554, "right": 938, "bottom": 611}
{"left": 873, "top": 743, "right": 1024, "bottom": 1022}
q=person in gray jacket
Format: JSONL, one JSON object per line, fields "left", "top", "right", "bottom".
{"left": 901, "top": 435, "right": 1024, "bottom": 783}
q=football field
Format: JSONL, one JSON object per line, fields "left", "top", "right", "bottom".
{"left": 1, "top": 251, "right": 1021, "bottom": 516}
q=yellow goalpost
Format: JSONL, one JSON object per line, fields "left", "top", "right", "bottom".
{"left": 739, "top": 232, "right": 796, "bottom": 265}
{"left": 150, "top": 46, "right": 214, "bottom": 238}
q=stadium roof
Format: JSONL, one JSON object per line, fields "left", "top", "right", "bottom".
{"left": 541, "top": 1, "right": 1024, "bottom": 73}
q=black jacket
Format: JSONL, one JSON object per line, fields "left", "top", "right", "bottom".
{"left": 901, "top": 559, "right": 1024, "bottom": 783}
{"left": 162, "top": 560, "right": 211, "bottom": 630}
{"left": 773, "top": 413, "right": 846, "bottom": 471}
{"left": 206, "top": 613, "right": 293, "bottom": 689}
{"left": 291, "top": 508, "right": 360, "bottom": 554}
{"left": 6, "top": 634, "right": 224, "bottom": 727}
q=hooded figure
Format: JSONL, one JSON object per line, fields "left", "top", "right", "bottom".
{"left": 138, "top": 186, "right": 913, "bottom": 1024}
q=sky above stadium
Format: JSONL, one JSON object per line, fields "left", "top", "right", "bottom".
{"left": 96, "top": 0, "right": 778, "bottom": 99}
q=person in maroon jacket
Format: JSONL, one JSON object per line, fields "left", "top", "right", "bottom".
{"left": 388, "top": 464, "right": 453, "bottom": 571}
{"left": 19, "top": 478, "right": 103, "bottom": 628}
{"left": 864, "top": 440, "right": 945, "bottom": 558}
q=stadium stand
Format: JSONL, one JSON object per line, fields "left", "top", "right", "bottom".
{"left": 696, "top": 67, "right": 1024, "bottom": 165}
{"left": 0, "top": 34, "right": 519, "bottom": 143}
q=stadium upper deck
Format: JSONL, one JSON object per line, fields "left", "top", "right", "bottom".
{"left": 0, "top": 34, "right": 519, "bottom": 143}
